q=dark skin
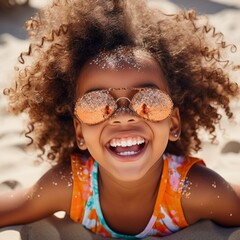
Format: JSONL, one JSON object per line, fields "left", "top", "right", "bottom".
{"left": 182, "top": 164, "right": 240, "bottom": 227}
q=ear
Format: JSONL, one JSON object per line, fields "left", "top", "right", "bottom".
{"left": 73, "top": 117, "right": 88, "bottom": 150}
{"left": 168, "top": 107, "right": 181, "bottom": 142}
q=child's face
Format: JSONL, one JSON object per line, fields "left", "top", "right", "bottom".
{"left": 74, "top": 48, "right": 180, "bottom": 182}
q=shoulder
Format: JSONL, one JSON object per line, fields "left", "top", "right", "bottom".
{"left": 38, "top": 160, "right": 73, "bottom": 188}
{"left": 24, "top": 160, "right": 74, "bottom": 215}
{"left": 181, "top": 163, "right": 240, "bottom": 226}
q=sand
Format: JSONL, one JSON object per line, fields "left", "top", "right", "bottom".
{"left": 0, "top": 0, "right": 240, "bottom": 239}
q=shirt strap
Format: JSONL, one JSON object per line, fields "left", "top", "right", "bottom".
{"left": 70, "top": 154, "right": 94, "bottom": 223}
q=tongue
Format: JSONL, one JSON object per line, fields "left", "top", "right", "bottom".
{"left": 114, "top": 145, "right": 141, "bottom": 154}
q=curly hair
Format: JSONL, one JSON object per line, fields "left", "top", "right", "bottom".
{"left": 4, "top": 0, "right": 239, "bottom": 163}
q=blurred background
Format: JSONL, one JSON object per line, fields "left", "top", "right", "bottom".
{"left": 0, "top": 0, "right": 239, "bottom": 194}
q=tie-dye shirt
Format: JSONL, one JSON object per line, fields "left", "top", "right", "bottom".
{"left": 70, "top": 153, "right": 205, "bottom": 238}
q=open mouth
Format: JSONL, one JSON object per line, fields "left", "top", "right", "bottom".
{"left": 107, "top": 136, "right": 146, "bottom": 157}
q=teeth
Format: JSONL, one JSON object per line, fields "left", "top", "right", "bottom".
{"left": 109, "top": 137, "right": 145, "bottom": 148}
{"left": 118, "top": 151, "right": 138, "bottom": 156}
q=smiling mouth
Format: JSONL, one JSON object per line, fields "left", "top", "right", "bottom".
{"left": 107, "top": 136, "right": 146, "bottom": 157}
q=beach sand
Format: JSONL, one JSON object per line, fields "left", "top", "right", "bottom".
{"left": 0, "top": 0, "right": 240, "bottom": 239}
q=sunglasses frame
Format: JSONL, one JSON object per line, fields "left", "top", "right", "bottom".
{"left": 74, "top": 87, "right": 174, "bottom": 125}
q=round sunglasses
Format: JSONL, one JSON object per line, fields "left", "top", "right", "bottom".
{"left": 74, "top": 87, "right": 173, "bottom": 125}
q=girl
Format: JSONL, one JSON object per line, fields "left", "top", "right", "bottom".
{"left": 1, "top": 0, "right": 240, "bottom": 238}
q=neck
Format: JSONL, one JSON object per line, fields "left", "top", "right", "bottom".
{"left": 98, "top": 159, "right": 164, "bottom": 235}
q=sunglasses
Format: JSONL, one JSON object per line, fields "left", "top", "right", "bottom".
{"left": 74, "top": 87, "right": 173, "bottom": 125}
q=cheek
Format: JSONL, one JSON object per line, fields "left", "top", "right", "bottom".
{"left": 81, "top": 125, "right": 103, "bottom": 149}
{"left": 151, "top": 121, "right": 171, "bottom": 148}
{"left": 153, "top": 120, "right": 171, "bottom": 137}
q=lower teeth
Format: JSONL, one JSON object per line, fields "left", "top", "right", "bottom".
{"left": 118, "top": 151, "right": 138, "bottom": 156}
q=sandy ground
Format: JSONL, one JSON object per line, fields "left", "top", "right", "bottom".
{"left": 0, "top": 0, "right": 240, "bottom": 239}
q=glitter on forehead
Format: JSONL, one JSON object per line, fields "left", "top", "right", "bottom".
{"left": 89, "top": 46, "right": 143, "bottom": 71}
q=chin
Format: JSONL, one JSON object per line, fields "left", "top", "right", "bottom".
{"left": 113, "top": 166, "right": 149, "bottom": 182}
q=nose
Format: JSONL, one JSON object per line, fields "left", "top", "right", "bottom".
{"left": 109, "top": 107, "right": 140, "bottom": 125}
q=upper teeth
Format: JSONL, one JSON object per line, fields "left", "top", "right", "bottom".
{"left": 109, "top": 137, "right": 145, "bottom": 147}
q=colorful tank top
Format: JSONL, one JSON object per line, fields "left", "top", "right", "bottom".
{"left": 70, "top": 153, "right": 205, "bottom": 238}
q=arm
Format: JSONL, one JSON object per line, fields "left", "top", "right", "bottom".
{"left": 182, "top": 164, "right": 240, "bottom": 227}
{"left": 0, "top": 162, "right": 73, "bottom": 228}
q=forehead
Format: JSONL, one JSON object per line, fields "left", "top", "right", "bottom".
{"left": 88, "top": 47, "right": 155, "bottom": 71}
{"left": 76, "top": 47, "right": 168, "bottom": 95}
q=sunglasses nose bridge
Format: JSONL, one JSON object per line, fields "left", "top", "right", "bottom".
{"left": 115, "top": 96, "right": 131, "bottom": 107}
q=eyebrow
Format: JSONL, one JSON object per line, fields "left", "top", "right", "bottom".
{"left": 85, "top": 87, "right": 103, "bottom": 93}
{"left": 136, "top": 83, "right": 159, "bottom": 89}
{"left": 85, "top": 82, "right": 159, "bottom": 93}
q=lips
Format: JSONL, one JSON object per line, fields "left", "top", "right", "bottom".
{"left": 107, "top": 136, "right": 146, "bottom": 157}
